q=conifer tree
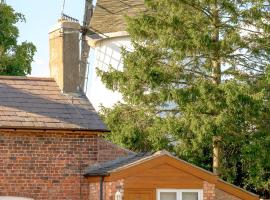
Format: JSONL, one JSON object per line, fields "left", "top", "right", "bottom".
{"left": 98, "top": 0, "right": 270, "bottom": 197}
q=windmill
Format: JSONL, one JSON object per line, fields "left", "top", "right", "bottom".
{"left": 60, "top": 0, "right": 145, "bottom": 94}
{"left": 61, "top": 0, "right": 94, "bottom": 93}
{"left": 78, "top": 0, "right": 145, "bottom": 93}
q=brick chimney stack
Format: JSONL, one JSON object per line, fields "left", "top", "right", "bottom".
{"left": 49, "top": 18, "right": 80, "bottom": 93}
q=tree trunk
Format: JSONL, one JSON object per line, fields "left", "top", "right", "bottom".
{"left": 211, "top": 1, "right": 222, "bottom": 175}
{"left": 213, "top": 136, "right": 222, "bottom": 175}
{"left": 211, "top": 1, "right": 221, "bottom": 85}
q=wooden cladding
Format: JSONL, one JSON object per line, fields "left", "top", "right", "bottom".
{"left": 124, "top": 164, "right": 203, "bottom": 189}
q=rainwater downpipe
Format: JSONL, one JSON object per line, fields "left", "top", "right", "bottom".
{"left": 100, "top": 176, "right": 104, "bottom": 200}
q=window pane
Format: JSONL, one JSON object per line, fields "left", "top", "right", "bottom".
{"left": 182, "top": 192, "right": 198, "bottom": 200}
{"left": 160, "top": 192, "right": 177, "bottom": 200}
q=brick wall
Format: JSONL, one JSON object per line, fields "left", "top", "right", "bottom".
{"left": 203, "top": 181, "right": 215, "bottom": 200}
{"left": 89, "top": 182, "right": 100, "bottom": 200}
{"left": 203, "top": 181, "right": 241, "bottom": 200}
{"left": 0, "top": 130, "right": 129, "bottom": 200}
{"left": 215, "top": 188, "right": 241, "bottom": 200}
{"left": 89, "top": 179, "right": 124, "bottom": 200}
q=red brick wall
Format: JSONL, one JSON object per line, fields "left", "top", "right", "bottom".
{"left": 89, "top": 182, "right": 100, "bottom": 200}
{"left": 203, "top": 181, "right": 241, "bottom": 200}
{"left": 0, "top": 130, "right": 129, "bottom": 200}
{"left": 215, "top": 188, "right": 241, "bottom": 200}
{"left": 104, "top": 179, "right": 124, "bottom": 200}
{"left": 203, "top": 181, "right": 215, "bottom": 200}
{"left": 89, "top": 179, "right": 124, "bottom": 200}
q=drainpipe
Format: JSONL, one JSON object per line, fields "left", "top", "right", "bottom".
{"left": 100, "top": 176, "right": 104, "bottom": 200}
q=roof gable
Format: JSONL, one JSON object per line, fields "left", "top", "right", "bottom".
{"left": 90, "top": 152, "right": 217, "bottom": 183}
{"left": 124, "top": 163, "right": 204, "bottom": 189}
{"left": 0, "top": 76, "right": 107, "bottom": 131}
{"left": 85, "top": 151, "right": 215, "bottom": 181}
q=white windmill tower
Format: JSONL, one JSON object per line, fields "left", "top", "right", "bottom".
{"left": 83, "top": 0, "right": 145, "bottom": 110}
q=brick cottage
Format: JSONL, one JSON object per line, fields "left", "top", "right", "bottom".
{"left": 0, "top": 76, "right": 129, "bottom": 199}
{"left": 0, "top": 8, "right": 260, "bottom": 200}
{"left": 0, "top": 18, "right": 129, "bottom": 199}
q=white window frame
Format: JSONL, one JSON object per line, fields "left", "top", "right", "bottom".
{"left": 157, "top": 189, "right": 203, "bottom": 200}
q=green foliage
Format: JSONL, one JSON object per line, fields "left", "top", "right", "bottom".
{"left": 0, "top": 3, "right": 36, "bottom": 76}
{"left": 98, "top": 0, "right": 270, "bottom": 197}
{"left": 101, "top": 104, "right": 173, "bottom": 152}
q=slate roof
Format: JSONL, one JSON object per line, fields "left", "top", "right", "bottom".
{"left": 84, "top": 152, "right": 151, "bottom": 176}
{"left": 89, "top": 0, "right": 146, "bottom": 35}
{"left": 0, "top": 76, "right": 107, "bottom": 131}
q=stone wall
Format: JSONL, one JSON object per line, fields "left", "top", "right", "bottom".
{"left": 0, "top": 130, "right": 129, "bottom": 200}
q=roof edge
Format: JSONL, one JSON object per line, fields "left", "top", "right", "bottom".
{"left": 0, "top": 126, "right": 110, "bottom": 133}
{"left": 84, "top": 172, "right": 109, "bottom": 177}
{"left": 0, "top": 76, "right": 54, "bottom": 81}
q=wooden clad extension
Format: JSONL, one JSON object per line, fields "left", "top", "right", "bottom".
{"left": 86, "top": 151, "right": 259, "bottom": 200}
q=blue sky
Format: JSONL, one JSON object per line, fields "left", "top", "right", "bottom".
{"left": 7, "top": 0, "right": 89, "bottom": 77}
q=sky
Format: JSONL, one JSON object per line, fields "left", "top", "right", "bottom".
{"left": 7, "top": 0, "right": 88, "bottom": 77}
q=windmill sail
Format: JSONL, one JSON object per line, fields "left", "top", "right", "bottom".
{"left": 79, "top": 0, "right": 93, "bottom": 92}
